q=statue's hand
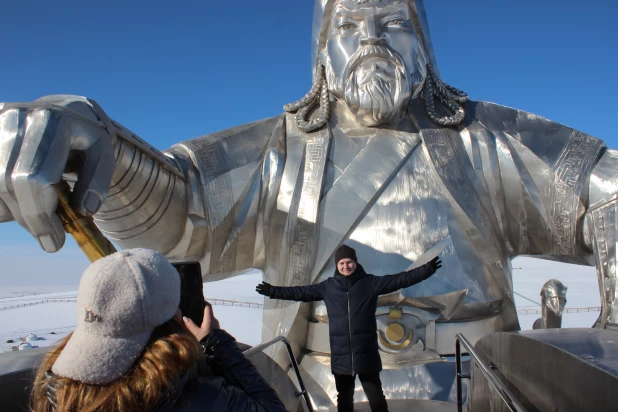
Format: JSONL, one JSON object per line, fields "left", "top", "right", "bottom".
{"left": 0, "top": 95, "right": 115, "bottom": 252}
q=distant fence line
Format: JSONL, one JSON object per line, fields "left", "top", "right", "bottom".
{"left": 1, "top": 298, "right": 599, "bottom": 315}
{"left": 207, "top": 298, "right": 263, "bottom": 309}
{"left": 517, "top": 306, "right": 601, "bottom": 315}
{"left": 0, "top": 297, "right": 262, "bottom": 311}
{"left": 0, "top": 299, "right": 77, "bottom": 311}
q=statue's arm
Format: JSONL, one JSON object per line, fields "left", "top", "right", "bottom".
{"left": 0, "top": 93, "right": 283, "bottom": 277}
{"left": 584, "top": 148, "right": 618, "bottom": 328}
{"left": 466, "top": 101, "right": 615, "bottom": 328}
{"left": 0, "top": 94, "right": 188, "bottom": 256}
{"left": 161, "top": 116, "right": 286, "bottom": 277}
{"left": 93, "top": 120, "right": 188, "bottom": 255}
{"left": 0, "top": 95, "right": 183, "bottom": 256}
{"left": 101, "top": 115, "right": 286, "bottom": 267}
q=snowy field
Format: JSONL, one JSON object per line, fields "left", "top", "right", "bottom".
{"left": 0, "top": 272, "right": 264, "bottom": 353}
{"left": 0, "top": 257, "right": 602, "bottom": 353}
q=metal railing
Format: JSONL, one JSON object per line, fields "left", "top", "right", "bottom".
{"left": 456, "top": 333, "right": 526, "bottom": 412}
{"left": 517, "top": 306, "right": 600, "bottom": 315}
{"left": 0, "top": 297, "right": 263, "bottom": 311}
{"left": 243, "top": 336, "right": 313, "bottom": 411}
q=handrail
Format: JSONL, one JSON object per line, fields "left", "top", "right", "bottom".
{"left": 243, "top": 336, "right": 313, "bottom": 412}
{"left": 455, "top": 333, "right": 526, "bottom": 412}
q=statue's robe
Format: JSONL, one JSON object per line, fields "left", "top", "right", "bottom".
{"left": 168, "top": 98, "right": 614, "bottom": 361}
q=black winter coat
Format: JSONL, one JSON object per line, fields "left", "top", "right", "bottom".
{"left": 159, "top": 329, "right": 286, "bottom": 412}
{"left": 269, "top": 263, "right": 433, "bottom": 375}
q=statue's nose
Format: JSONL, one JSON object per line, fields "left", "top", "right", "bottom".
{"left": 360, "top": 16, "right": 386, "bottom": 46}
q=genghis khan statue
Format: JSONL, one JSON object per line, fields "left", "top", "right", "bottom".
{"left": 1, "top": 0, "right": 617, "bottom": 406}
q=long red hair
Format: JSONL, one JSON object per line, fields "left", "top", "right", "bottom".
{"left": 30, "top": 319, "right": 201, "bottom": 412}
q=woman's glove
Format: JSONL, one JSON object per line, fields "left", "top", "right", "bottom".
{"left": 255, "top": 281, "right": 273, "bottom": 297}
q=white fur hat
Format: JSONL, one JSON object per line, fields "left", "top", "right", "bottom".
{"left": 52, "top": 248, "right": 180, "bottom": 385}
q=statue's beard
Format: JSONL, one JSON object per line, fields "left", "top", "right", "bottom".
{"left": 341, "top": 46, "right": 414, "bottom": 127}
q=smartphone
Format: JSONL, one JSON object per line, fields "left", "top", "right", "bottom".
{"left": 172, "top": 262, "right": 205, "bottom": 326}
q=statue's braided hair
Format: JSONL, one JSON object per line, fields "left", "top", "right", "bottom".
{"left": 284, "top": 62, "right": 468, "bottom": 132}
{"left": 423, "top": 64, "right": 468, "bottom": 126}
{"left": 283, "top": 65, "right": 330, "bottom": 133}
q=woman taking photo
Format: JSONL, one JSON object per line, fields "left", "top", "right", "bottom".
{"left": 30, "top": 248, "right": 285, "bottom": 412}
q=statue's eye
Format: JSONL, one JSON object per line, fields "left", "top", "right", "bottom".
{"left": 385, "top": 18, "right": 406, "bottom": 27}
{"left": 337, "top": 23, "right": 356, "bottom": 31}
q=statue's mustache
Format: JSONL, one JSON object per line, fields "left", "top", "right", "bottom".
{"left": 343, "top": 45, "right": 406, "bottom": 81}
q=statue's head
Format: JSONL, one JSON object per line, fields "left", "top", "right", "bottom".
{"left": 321, "top": 0, "right": 427, "bottom": 126}
{"left": 285, "top": 0, "right": 467, "bottom": 132}
{"left": 541, "top": 279, "right": 568, "bottom": 318}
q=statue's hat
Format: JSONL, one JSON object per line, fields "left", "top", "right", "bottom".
{"left": 311, "top": 0, "right": 440, "bottom": 77}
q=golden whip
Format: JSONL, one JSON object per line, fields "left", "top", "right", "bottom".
{"left": 54, "top": 181, "right": 116, "bottom": 262}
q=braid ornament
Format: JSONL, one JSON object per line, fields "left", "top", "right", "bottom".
{"left": 284, "top": 65, "right": 330, "bottom": 133}
{"left": 423, "top": 63, "right": 468, "bottom": 126}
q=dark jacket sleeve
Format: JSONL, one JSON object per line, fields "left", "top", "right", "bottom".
{"left": 371, "top": 263, "right": 433, "bottom": 296}
{"left": 269, "top": 280, "right": 328, "bottom": 302}
{"left": 184, "top": 329, "right": 286, "bottom": 412}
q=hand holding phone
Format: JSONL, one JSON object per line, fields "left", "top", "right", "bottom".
{"left": 183, "top": 301, "right": 220, "bottom": 341}
{"left": 172, "top": 262, "right": 205, "bottom": 326}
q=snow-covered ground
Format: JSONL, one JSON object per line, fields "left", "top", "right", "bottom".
{"left": 0, "top": 257, "right": 602, "bottom": 353}
{"left": 0, "top": 272, "right": 264, "bottom": 353}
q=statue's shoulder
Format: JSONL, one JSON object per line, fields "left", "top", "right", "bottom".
{"left": 465, "top": 100, "right": 585, "bottom": 137}
{"left": 179, "top": 114, "right": 285, "bottom": 149}
{"left": 168, "top": 114, "right": 285, "bottom": 177}
{"left": 464, "top": 100, "right": 605, "bottom": 163}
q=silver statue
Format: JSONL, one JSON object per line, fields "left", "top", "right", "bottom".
{"left": 1, "top": 0, "right": 616, "bottom": 407}
{"left": 533, "top": 279, "right": 568, "bottom": 329}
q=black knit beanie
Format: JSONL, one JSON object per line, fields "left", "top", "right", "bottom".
{"left": 335, "top": 245, "right": 357, "bottom": 264}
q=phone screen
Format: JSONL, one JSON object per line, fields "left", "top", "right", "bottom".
{"left": 172, "top": 262, "right": 205, "bottom": 326}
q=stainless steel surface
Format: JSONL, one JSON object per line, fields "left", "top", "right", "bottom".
{"left": 532, "top": 279, "right": 567, "bottom": 329}
{"left": 327, "top": 399, "right": 457, "bottom": 412}
{"left": 474, "top": 329, "right": 618, "bottom": 412}
{"left": 300, "top": 351, "right": 467, "bottom": 410}
{"left": 95, "top": 123, "right": 188, "bottom": 255}
{"left": 0, "top": 95, "right": 117, "bottom": 252}
{"left": 1, "top": 0, "right": 617, "bottom": 405}
{"left": 0, "top": 347, "right": 48, "bottom": 411}
{"left": 244, "top": 335, "right": 314, "bottom": 412}
{"left": 456, "top": 334, "right": 526, "bottom": 412}
{"left": 586, "top": 188, "right": 618, "bottom": 328}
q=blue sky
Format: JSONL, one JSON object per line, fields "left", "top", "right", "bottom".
{"left": 0, "top": 0, "right": 616, "bottom": 287}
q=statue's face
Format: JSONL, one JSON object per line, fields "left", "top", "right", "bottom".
{"left": 323, "top": 0, "right": 425, "bottom": 127}
{"left": 543, "top": 285, "right": 567, "bottom": 317}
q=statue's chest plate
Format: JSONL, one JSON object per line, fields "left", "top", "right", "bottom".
{"left": 323, "top": 146, "right": 450, "bottom": 274}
